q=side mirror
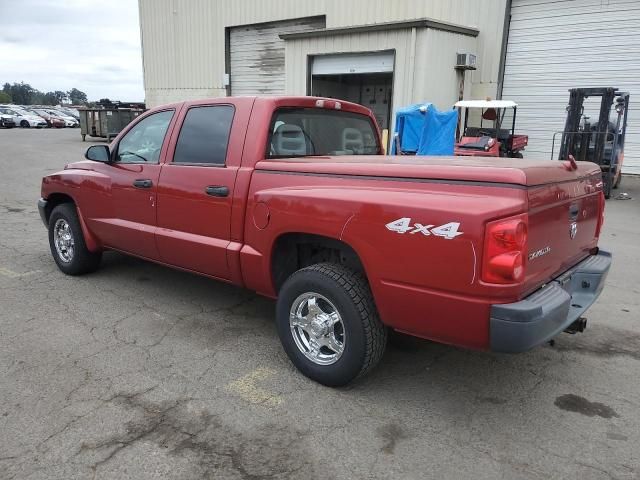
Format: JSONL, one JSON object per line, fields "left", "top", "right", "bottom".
{"left": 85, "top": 145, "right": 110, "bottom": 162}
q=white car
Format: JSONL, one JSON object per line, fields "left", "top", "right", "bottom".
{"left": 0, "top": 106, "right": 47, "bottom": 128}
{"left": 45, "top": 109, "right": 79, "bottom": 128}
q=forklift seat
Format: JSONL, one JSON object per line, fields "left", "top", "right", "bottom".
{"left": 482, "top": 108, "right": 497, "bottom": 121}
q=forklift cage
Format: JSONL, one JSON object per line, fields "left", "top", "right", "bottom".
{"left": 557, "top": 87, "right": 630, "bottom": 198}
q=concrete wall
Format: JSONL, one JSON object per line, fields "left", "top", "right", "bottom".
{"left": 138, "top": 0, "right": 508, "bottom": 107}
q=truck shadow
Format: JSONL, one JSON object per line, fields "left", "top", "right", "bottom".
{"left": 97, "top": 251, "right": 638, "bottom": 407}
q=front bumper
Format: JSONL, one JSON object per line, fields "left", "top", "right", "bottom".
{"left": 490, "top": 250, "right": 612, "bottom": 353}
{"left": 38, "top": 198, "right": 48, "bottom": 228}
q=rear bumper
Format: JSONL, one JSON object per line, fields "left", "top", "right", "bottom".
{"left": 490, "top": 250, "right": 612, "bottom": 353}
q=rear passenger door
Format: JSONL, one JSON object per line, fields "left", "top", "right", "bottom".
{"left": 155, "top": 104, "right": 239, "bottom": 280}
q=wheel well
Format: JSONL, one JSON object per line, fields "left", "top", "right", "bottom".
{"left": 271, "top": 233, "right": 365, "bottom": 293}
{"left": 44, "top": 193, "right": 75, "bottom": 223}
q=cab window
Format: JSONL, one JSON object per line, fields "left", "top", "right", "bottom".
{"left": 116, "top": 110, "right": 174, "bottom": 164}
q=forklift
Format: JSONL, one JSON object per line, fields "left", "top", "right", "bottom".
{"left": 557, "top": 87, "right": 630, "bottom": 198}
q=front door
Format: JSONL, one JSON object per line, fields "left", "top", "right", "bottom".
{"left": 89, "top": 109, "right": 175, "bottom": 260}
{"left": 156, "top": 104, "right": 237, "bottom": 279}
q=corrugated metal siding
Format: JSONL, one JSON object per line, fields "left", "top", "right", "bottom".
{"left": 139, "top": 0, "right": 507, "bottom": 106}
{"left": 230, "top": 17, "right": 325, "bottom": 95}
{"left": 502, "top": 0, "right": 640, "bottom": 174}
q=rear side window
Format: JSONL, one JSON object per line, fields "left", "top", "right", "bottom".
{"left": 173, "top": 105, "right": 234, "bottom": 165}
{"left": 266, "top": 107, "right": 380, "bottom": 158}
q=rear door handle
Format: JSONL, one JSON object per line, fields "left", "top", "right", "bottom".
{"left": 205, "top": 185, "right": 229, "bottom": 197}
{"left": 133, "top": 179, "right": 153, "bottom": 189}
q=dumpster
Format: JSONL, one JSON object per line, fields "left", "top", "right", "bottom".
{"left": 79, "top": 107, "right": 144, "bottom": 141}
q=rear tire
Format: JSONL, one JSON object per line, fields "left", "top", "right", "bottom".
{"left": 20, "top": 120, "right": 30, "bottom": 128}
{"left": 276, "top": 263, "right": 387, "bottom": 386}
{"left": 613, "top": 171, "right": 622, "bottom": 189}
{"left": 602, "top": 167, "right": 613, "bottom": 199}
{"left": 48, "top": 204, "right": 102, "bottom": 275}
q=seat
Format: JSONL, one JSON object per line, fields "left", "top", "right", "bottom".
{"left": 272, "top": 124, "right": 307, "bottom": 156}
{"left": 458, "top": 136, "right": 494, "bottom": 150}
{"left": 342, "top": 128, "right": 364, "bottom": 153}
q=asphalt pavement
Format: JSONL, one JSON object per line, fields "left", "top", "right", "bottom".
{"left": 1, "top": 127, "right": 639, "bottom": 479}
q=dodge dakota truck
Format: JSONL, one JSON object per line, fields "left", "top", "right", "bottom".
{"left": 39, "top": 96, "right": 611, "bottom": 386}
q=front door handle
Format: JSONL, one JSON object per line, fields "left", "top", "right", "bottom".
{"left": 133, "top": 179, "right": 153, "bottom": 189}
{"left": 205, "top": 185, "right": 229, "bottom": 197}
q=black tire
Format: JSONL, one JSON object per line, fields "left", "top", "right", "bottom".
{"left": 603, "top": 174, "right": 612, "bottom": 199}
{"left": 276, "top": 263, "right": 387, "bottom": 386}
{"left": 20, "top": 120, "right": 30, "bottom": 128}
{"left": 48, "top": 203, "right": 102, "bottom": 275}
{"left": 613, "top": 170, "right": 622, "bottom": 189}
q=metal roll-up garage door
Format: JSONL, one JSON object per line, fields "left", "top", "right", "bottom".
{"left": 502, "top": 0, "right": 640, "bottom": 174}
{"left": 229, "top": 17, "right": 325, "bottom": 96}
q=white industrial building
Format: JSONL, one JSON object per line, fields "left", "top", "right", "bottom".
{"left": 138, "top": 0, "right": 639, "bottom": 173}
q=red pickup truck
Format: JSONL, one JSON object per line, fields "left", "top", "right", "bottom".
{"left": 39, "top": 96, "right": 611, "bottom": 386}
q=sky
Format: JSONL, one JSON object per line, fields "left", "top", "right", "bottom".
{"left": 0, "top": 0, "right": 145, "bottom": 102}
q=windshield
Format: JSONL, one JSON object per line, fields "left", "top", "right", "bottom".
{"left": 266, "top": 107, "right": 380, "bottom": 158}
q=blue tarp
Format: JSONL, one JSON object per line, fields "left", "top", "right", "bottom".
{"left": 390, "top": 103, "right": 458, "bottom": 156}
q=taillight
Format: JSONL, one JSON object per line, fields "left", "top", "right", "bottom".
{"left": 482, "top": 214, "right": 528, "bottom": 284}
{"left": 595, "top": 191, "right": 605, "bottom": 237}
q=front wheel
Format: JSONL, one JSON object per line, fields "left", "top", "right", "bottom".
{"left": 20, "top": 120, "right": 30, "bottom": 128}
{"left": 48, "top": 204, "right": 102, "bottom": 275}
{"left": 276, "top": 263, "right": 387, "bottom": 386}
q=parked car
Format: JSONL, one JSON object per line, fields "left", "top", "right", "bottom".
{"left": 38, "top": 96, "right": 611, "bottom": 386}
{"left": 0, "top": 106, "right": 48, "bottom": 128}
{"left": 57, "top": 107, "right": 80, "bottom": 120}
{"left": 0, "top": 112, "right": 16, "bottom": 128}
{"left": 44, "top": 109, "right": 79, "bottom": 127}
{"left": 31, "top": 109, "right": 66, "bottom": 128}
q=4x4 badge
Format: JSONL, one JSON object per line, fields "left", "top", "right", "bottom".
{"left": 569, "top": 222, "right": 578, "bottom": 239}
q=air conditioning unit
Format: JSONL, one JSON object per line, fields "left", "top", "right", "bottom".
{"left": 455, "top": 53, "right": 477, "bottom": 70}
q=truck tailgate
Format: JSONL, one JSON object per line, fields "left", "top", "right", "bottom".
{"left": 523, "top": 167, "right": 604, "bottom": 296}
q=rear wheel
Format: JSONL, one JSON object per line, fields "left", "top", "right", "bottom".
{"left": 276, "top": 263, "right": 387, "bottom": 386}
{"left": 48, "top": 204, "right": 102, "bottom": 275}
{"left": 613, "top": 172, "right": 622, "bottom": 189}
{"left": 20, "top": 120, "right": 30, "bottom": 128}
{"left": 603, "top": 170, "right": 613, "bottom": 199}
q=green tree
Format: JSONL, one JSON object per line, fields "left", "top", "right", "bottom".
{"left": 3, "top": 82, "right": 36, "bottom": 104}
{"left": 53, "top": 90, "right": 68, "bottom": 104}
{"left": 31, "top": 91, "right": 45, "bottom": 105}
{"left": 0, "top": 91, "right": 11, "bottom": 103}
{"left": 67, "top": 88, "right": 87, "bottom": 105}
{"left": 41, "top": 92, "right": 58, "bottom": 105}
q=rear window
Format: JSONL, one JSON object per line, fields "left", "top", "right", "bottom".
{"left": 266, "top": 108, "right": 380, "bottom": 158}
